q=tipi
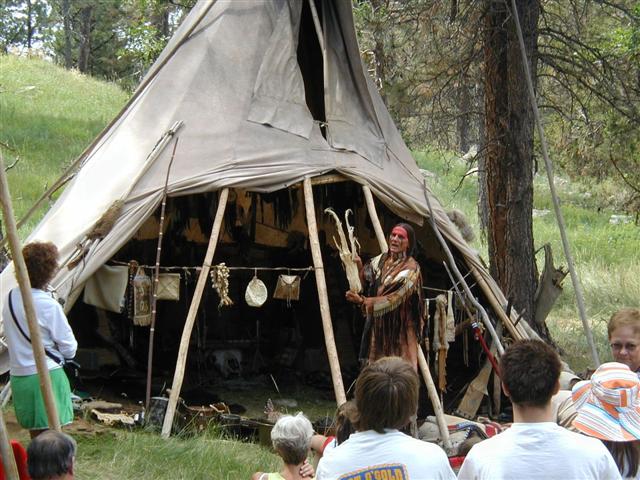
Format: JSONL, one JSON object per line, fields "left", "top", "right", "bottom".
{"left": 0, "top": 0, "right": 533, "bottom": 429}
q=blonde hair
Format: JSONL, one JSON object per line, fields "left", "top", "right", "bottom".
{"left": 608, "top": 308, "right": 640, "bottom": 339}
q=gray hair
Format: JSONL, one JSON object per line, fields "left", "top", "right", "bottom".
{"left": 271, "top": 413, "right": 313, "bottom": 465}
{"left": 27, "top": 430, "right": 77, "bottom": 480}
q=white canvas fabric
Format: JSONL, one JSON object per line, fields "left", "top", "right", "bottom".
{"left": 0, "top": 0, "right": 529, "bottom": 371}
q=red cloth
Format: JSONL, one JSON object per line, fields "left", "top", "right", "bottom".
{"left": 0, "top": 440, "right": 31, "bottom": 480}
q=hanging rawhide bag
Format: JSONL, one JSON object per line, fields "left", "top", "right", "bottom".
{"left": 133, "top": 266, "right": 152, "bottom": 326}
{"left": 156, "top": 273, "right": 181, "bottom": 301}
{"left": 273, "top": 274, "right": 301, "bottom": 306}
{"left": 245, "top": 270, "right": 268, "bottom": 307}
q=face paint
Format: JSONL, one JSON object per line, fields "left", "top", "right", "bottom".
{"left": 389, "top": 225, "right": 409, "bottom": 255}
{"left": 391, "top": 226, "right": 408, "bottom": 240}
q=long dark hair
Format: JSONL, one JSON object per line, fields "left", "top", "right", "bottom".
{"left": 604, "top": 440, "right": 640, "bottom": 477}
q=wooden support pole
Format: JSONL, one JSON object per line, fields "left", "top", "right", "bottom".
{"left": 417, "top": 346, "right": 452, "bottom": 451}
{"left": 303, "top": 178, "right": 346, "bottom": 406}
{"left": 0, "top": 154, "right": 60, "bottom": 432}
{"left": 161, "top": 188, "right": 229, "bottom": 438}
{"left": 0, "top": 408, "right": 19, "bottom": 480}
{"left": 362, "top": 185, "right": 388, "bottom": 253}
{"left": 146, "top": 136, "right": 179, "bottom": 411}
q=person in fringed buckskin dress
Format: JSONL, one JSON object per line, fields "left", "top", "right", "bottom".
{"left": 345, "top": 223, "right": 425, "bottom": 370}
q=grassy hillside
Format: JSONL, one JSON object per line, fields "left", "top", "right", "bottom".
{"left": 0, "top": 54, "right": 129, "bottom": 235}
{"left": 1, "top": 55, "right": 638, "bottom": 370}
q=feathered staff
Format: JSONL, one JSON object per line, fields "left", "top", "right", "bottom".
{"left": 324, "top": 208, "right": 362, "bottom": 293}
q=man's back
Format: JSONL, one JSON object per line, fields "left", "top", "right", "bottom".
{"left": 457, "top": 422, "right": 621, "bottom": 480}
{"left": 316, "top": 429, "right": 455, "bottom": 480}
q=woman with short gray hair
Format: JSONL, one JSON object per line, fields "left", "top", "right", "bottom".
{"left": 252, "top": 413, "right": 315, "bottom": 480}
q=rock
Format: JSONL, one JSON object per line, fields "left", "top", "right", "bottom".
{"left": 609, "top": 214, "right": 632, "bottom": 225}
{"left": 532, "top": 209, "right": 551, "bottom": 218}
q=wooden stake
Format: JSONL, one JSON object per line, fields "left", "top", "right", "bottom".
{"left": 0, "top": 407, "right": 19, "bottom": 480}
{"left": 146, "top": 136, "right": 179, "bottom": 411}
{"left": 0, "top": 153, "right": 60, "bottom": 432}
{"left": 362, "top": 185, "right": 388, "bottom": 253}
{"left": 303, "top": 178, "right": 346, "bottom": 406}
{"left": 417, "top": 346, "right": 452, "bottom": 451}
{"left": 161, "top": 188, "right": 229, "bottom": 438}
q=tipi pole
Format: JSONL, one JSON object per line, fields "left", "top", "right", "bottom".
{"left": 145, "top": 137, "right": 179, "bottom": 411}
{"left": 361, "top": 184, "right": 451, "bottom": 449}
{"left": 0, "top": 407, "right": 19, "bottom": 480}
{"left": 417, "top": 347, "right": 452, "bottom": 451}
{"left": 509, "top": 0, "right": 599, "bottom": 366}
{"left": 0, "top": 154, "right": 60, "bottom": 432}
{"left": 421, "top": 182, "right": 505, "bottom": 356}
{"left": 303, "top": 178, "right": 346, "bottom": 406}
{"left": 362, "top": 185, "right": 388, "bottom": 253}
{"left": 161, "top": 188, "right": 229, "bottom": 438}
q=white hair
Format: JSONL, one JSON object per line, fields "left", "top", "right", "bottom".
{"left": 270, "top": 413, "right": 313, "bottom": 464}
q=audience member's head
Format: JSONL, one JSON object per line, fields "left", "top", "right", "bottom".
{"left": 334, "top": 400, "right": 358, "bottom": 445}
{"left": 22, "top": 242, "right": 59, "bottom": 290}
{"left": 355, "top": 356, "right": 419, "bottom": 433}
{"left": 572, "top": 362, "right": 640, "bottom": 477}
{"left": 27, "top": 430, "right": 76, "bottom": 480}
{"left": 608, "top": 308, "right": 640, "bottom": 372}
{"left": 501, "top": 339, "right": 561, "bottom": 408}
{"left": 271, "top": 413, "right": 314, "bottom": 466}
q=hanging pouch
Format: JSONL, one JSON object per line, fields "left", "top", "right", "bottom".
{"left": 273, "top": 274, "right": 301, "bottom": 304}
{"left": 133, "top": 267, "right": 152, "bottom": 326}
{"left": 156, "top": 273, "right": 181, "bottom": 301}
{"left": 245, "top": 270, "right": 268, "bottom": 307}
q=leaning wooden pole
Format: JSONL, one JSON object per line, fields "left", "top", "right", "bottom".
{"left": 0, "top": 154, "right": 60, "bottom": 431}
{"left": 0, "top": 408, "right": 19, "bottom": 480}
{"left": 362, "top": 185, "right": 388, "bottom": 253}
{"left": 361, "top": 184, "right": 451, "bottom": 449}
{"left": 161, "top": 188, "right": 229, "bottom": 438}
{"left": 417, "top": 347, "right": 452, "bottom": 451}
{"left": 509, "top": 0, "right": 599, "bottom": 366}
{"left": 303, "top": 178, "right": 346, "bottom": 406}
{"left": 145, "top": 137, "right": 179, "bottom": 411}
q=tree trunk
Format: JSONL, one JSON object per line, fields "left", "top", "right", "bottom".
{"left": 457, "top": 76, "right": 472, "bottom": 154}
{"left": 26, "top": 0, "right": 33, "bottom": 50}
{"left": 483, "top": 0, "right": 539, "bottom": 332}
{"left": 62, "top": 0, "right": 73, "bottom": 69}
{"left": 77, "top": 5, "right": 93, "bottom": 73}
{"left": 477, "top": 79, "right": 488, "bottom": 236}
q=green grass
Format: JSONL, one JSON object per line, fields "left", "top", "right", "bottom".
{"left": 415, "top": 148, "right": 640, "bottom": 372}
{"left": 74, "top": 429, "right": 280, "bottom": 479}
{"left": 0, "top": 54, "right": 128, "bottom": 235}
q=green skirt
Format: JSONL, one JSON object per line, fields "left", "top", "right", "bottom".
{"left": 11, "top": 367, "right": 74, "bottom": 430}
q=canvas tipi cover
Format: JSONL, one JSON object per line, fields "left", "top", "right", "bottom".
{"left": 0, "top": 0, "right": 528, "bottom": 372}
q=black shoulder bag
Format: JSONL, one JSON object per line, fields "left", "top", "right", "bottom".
{"left": 8, "top": 289, "right": 81, "bottom": 382}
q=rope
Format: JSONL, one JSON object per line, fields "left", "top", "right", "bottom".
{"left": 109, "top": 260, "right": 314, "bottom": 272}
